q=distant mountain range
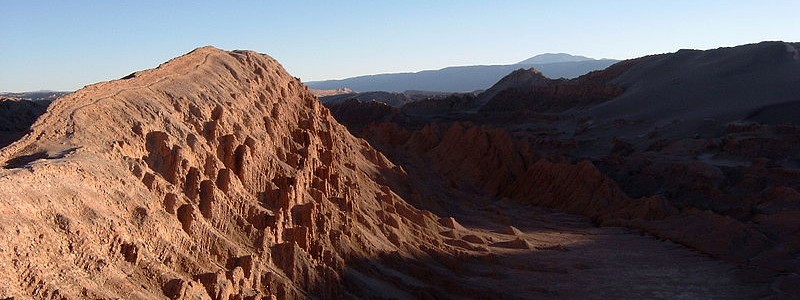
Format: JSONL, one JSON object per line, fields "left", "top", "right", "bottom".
{"left": 516, "top": 53, "right": 594, "bottom": 64}
{"left": 305, "top": 53, "right": 619, "bottom": 93}
{"left": 0, "top": 91, "right": 70, "bottom": 102}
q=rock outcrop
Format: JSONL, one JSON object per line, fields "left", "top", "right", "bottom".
{"left": 476, "top": 64, "right": 629, "bottom": 113}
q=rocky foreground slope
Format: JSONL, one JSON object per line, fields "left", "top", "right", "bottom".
{"left": 0, "top": 47, "right": 472, "bottom": 299}
{"left": 0, "top": 45, "right": 793, "bottom": 299}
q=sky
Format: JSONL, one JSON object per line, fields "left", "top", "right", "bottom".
{"left": 1, "top": 1, "right": 799, "bottom": 92}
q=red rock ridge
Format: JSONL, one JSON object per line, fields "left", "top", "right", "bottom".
{"left": 0, "top": 47, "right": 460, "bottom": 299}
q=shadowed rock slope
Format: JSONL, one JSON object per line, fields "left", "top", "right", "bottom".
{"left": 0, "top": 97, "right": 51, "bottom": 148}
{"left": 325, "top": 41, "right": 800, "bottom": 297}
{"left": 0, "top": 47, "right": 466, "bottom": 299}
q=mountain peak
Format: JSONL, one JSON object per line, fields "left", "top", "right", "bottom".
{"left": 517, "top": 53, "right": 595, "bottom": 65}
{"left": 498, "top": 68, "right": 549, "bottom": 83}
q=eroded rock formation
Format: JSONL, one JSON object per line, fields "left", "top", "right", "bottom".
{"left": 0, "top": 47, "right": 461, "bottom": 299}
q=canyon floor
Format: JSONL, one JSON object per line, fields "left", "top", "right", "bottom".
{"left": 417, "top": 198, "right": 773, "bottom": 299}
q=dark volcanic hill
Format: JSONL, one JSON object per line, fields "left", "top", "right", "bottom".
{"left": 305, "top": 56, "right": 618, "bottom": 93}
{"left": 582, "top": 41, "right": 800, "bottom": 141}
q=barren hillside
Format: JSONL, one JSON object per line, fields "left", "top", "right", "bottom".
{"left": 0, "top": 47, "right": 460, "bottom": 299}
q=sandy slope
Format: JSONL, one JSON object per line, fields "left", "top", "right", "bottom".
{"left": 583, "top": 41, "right": 800, "bottom": 140}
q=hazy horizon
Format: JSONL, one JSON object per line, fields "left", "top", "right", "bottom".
{"left": 2, "top": 1, "right": 799, "bottom": 91}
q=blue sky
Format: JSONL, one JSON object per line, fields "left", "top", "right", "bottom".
{"left": 2, "top": 1, "right": 799, "bottom": 91}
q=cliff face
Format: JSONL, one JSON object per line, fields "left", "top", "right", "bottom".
{"left": 0, "top": 47, "right": 460, "bottom": 299}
